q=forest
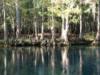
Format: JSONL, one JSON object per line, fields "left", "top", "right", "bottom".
{"left": 0, "top": 0, "right": 100, "bottom": 46}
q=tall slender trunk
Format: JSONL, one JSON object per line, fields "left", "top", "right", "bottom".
{"left": 79, "top": 0, "right": 83, "bottom": 39}
{"left": 91, "top": 2, "right": 96, "bottom": 33}
{"left": 61, "top": 15, "right": 64, "bottom": 39}
{"left": 65, "top": 16, "right": 69, "bottom": 43}
{"left": 33, "top": 0, "right": 38, "bottom": 40}
{"left": 95, "top": 0, "right": 100, "bottom": 41}
{"left": 41, "top": 1, "right": 44, "bottom": 40}
{"left": 11, "top": 18, "right": 15, "bottom": 38}
{"left": 61, "top": 3, "right": 65, "bottom": 39}
{"left": 15, "top": 0, "right": 20, "bottom": 39}
{"left": 41, "top": 22, "right": 44, "bottom": 40}
{"left": 34, "top": 21, "right": 38, "bottom": 40}
{"left": 61, "top": 2, "right": 69, "bottom": 44}
{"left": 92, "top": 3, "right": 96, "bottom": 20}
{"left": 51, "top": 1, "right": 55, "bottom": 43}
{"left": 3, "top": 0, "right": 7, "bottom": 43}
{"left": 61, "top": 15, "right": 69, "bottom": 44}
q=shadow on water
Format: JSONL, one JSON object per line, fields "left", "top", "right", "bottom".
{"left": 0, "top": 46, "right": 100, "bottom": 75}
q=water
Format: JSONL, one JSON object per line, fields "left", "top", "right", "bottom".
{"left": 0, "top": 46, "right": 100, "bottom": 75}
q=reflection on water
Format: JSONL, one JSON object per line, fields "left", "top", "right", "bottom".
{"left": 4, "top": 49, "right": 7, "bottom": 75}
{"left": 96, "top": 48, "right": 100, "bottom": 75}
{"left": 79, "top": 49, "right": 82, "bottom": 75}
{"left": 0, "top": 46, "right": 100, "bottom": 75}
{"left": 61, "top": 47, "right": 69, "bottom": 75}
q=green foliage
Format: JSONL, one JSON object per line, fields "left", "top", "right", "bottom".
{"left": 0, "top": 0, "right": 98, "bottom": 39}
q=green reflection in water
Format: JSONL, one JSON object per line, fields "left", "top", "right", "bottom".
{"left": 0, "top": 46, "right": 100, "bottom": 75}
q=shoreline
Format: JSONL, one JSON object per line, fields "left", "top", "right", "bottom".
{"left": 0, "top": 38, "right": 94, "bottom": 47}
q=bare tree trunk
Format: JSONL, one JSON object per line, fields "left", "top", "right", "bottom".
{"left": 92, "top": 3, "right": 96, "bottom": 20}
{"left": 51, "top": 1, "right": 55, "bottom": 45}
{"left": 41, "top": 22, "right": 44, "bottom": 40}
{"left": 79, "top": 0, "right": 83, "bottom": 39}
{"left": 65, "top": 16, "right": 69, "bottom": 43}
{"left": 92, "top": 0, "right": 100, "bottom": 45}
{"left": 15, "top": 0, "right": 20, "bottom": 39}
{"left": 61, "top": 1, "right": 69, "bottom": 44}
{"left": 61, "top": 14, "right": 65, "bottom": 39}
{"left": 90, "top": 1, "right": 96, "bottom": 33}
{"left": 61, "top": 2, "right": 64, "bottom": 39}
{"left": 3, "top": 0, "right": 7, "bottom": 44}
{"left": 40, "top": 1, "right": 44, "bottom": 40}
{"left": 11, "top": 18, "right": 15, "bottom": 38}
{"left": 61, "top": 15, "right": 69, "bottom": 44}
{"left": 95, "top": 0, "right": 100, "bottom": 41}
{"left": 34, "top": 20, "right": 38, "bottom": 40}
{"left": 32, "top": 0, "right": 38, "bottom": 40}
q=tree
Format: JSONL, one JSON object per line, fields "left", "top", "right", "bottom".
{"left": 15, "top": 0, "right": 20, "bottom": 38}
{"left": 40, "top": 0, "right": 44, "bottom": 40}
{"left": 3, "top": 0, "right": 7, "bottom": 43}
{"left": 94, "top": 0, "right": 100, "bottom": 44}
{"left": 51, "top": 0, "right": 55, "bottom": 44}
{"left": 61, "top": 0, "right": 80, "bottom": 44}
{"left": 79, "top": 0, "right": 83, "bottom": 39}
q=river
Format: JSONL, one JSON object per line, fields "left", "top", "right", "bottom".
{"left": 0, "top": 46, "right": 100, "bottom": 75}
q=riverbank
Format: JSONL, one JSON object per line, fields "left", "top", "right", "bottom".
{"left": 0, "top": 38, "right": 93, "bottom": 47}
{"left": 0, "top": 33, "right": 96, "bottom": 47}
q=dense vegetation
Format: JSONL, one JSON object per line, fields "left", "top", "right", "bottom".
{"left": 0, "top": 0, "right": 100, "bottom": 46}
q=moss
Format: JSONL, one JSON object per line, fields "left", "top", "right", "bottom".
{"left": 83, "top": 32, "right": 95, "bottom": 41}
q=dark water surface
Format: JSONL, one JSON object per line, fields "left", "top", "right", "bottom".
{"left": 0, "top": 46, "right": 100, "bottom": 75}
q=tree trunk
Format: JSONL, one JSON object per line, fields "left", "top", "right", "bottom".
{"left": 51, "top": 1, "right": 55, "bottom": 45}
{"left": 92, "top": 0, "right": 100, "bottom": 45}
{"left": 11, "top": 18, "right": 15, "bottom": 38}
{"left": 92, "top": 3, "right": 96, "bottom": 20}
{"left": 61, "top": 14, "right": 65, "bottom": 39}
{"left": 41, "top": 22, "right": 44, "bottom": 40}
{"left": 34, "top": 21, "right": 38, "bottom": 40}
{"left": 32, "top": 0, "right": 38, "bottom": 40}
{"left": 79, "top": 0, "right": 83, "bottom": 39}
{"left": 3, "top": 0, "right": 7, "bottom": 43}
{"left": 61, "top": 15, "right": 69, "bottom": 44}
{"left": 65, "top": 16, "right": 69, "bottom": 43}
{"left": 51, "top": 25, "right": 55, "bottom": 45}
{"left": 40, "top": 1, "right": 44, "bottom": 40}
{"left": 61, "top": 2, "right": 64, "bottom": 39}
{"left": 95, "top": 0, "right": 100, "bottom": 41}
{"left": 15, "top": 0, "right": 20, "bottom": 39}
